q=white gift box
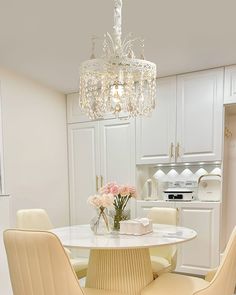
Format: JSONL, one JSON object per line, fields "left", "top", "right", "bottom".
{"left": 119, "top": 218, "right": 153, "bottom": 235}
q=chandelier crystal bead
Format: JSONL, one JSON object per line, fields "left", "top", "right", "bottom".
{"left": 79, "top": 0, "right": 157, "bottom": 119}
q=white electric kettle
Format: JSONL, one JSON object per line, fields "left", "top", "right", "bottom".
{"left": 142, "top": 177, "right": 159, "bottom": 200}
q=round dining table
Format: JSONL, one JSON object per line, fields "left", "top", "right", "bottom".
{"left": 51, "top": 224, "right": 197, "bottom": 295}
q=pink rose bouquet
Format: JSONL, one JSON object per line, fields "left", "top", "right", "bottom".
{"left": 100, "top": 182, "right": 137, "bottom": 230}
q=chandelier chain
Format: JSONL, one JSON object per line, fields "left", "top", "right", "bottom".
{"left": 113, "top": 0, "right": 122, "bottom": 49}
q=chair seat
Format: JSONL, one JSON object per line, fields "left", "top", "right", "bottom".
{"left": 70, "top": 257, "right": 88, "bottom": 278}
{"left": 141, "top": 273, "right": 209, "bottom": 295}
{"left": 150, "top": 255, "right": 171, "bottom": 274}
{"left": 83, "top": 288, "right": 127, "bottom": 295}
{"left": 70, "top": 257, "right": 88, "bottom": 271}
{"left": 205, "top": 268, "right": 217, "bottom": 282}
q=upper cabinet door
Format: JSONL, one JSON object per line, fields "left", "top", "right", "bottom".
{"left": 136, "top": 76, "right": 177, "bottom": 164}
{"left": 224, "top": 65, "right": 236, "bottom": 104}
{"left": 67, "top": 93, "right": 120, "bottom": 123}
{"left": 67, "top": 93, "right": 90, "bottom": 123}
{"left": 100, "top": 119, "right": 135, "bottom": 185}
{"left": 68, "top": 122, "right": 100, "bottom": 225}
{"left": 176, "top": 68, "right": 224, "bottom": 162}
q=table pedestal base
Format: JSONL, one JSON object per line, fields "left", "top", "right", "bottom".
{"left": 85, "top": 248, "right": 153, "bottom": 295}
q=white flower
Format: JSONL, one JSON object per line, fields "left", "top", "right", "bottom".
{"left": 88, "top": 193, "right": 114, "bottom": 209}
{"left": 88, "top": 195, "right": 102, "bottom": 208}
{"left": 101, "top": 193, "right": 114, "bottom": 208}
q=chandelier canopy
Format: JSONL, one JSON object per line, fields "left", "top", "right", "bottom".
{"left": 79, "top": 0, "right": 157, "bottom": 119}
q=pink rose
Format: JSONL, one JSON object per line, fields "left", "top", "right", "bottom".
{"left": 100, "top": 182, "right": 117, "bottom": 194}
{"left": 119, "top": 185, "right": 130, "bottom": 197}
{"left": 129, "top": 186, "right": 137, "bottom": 198}
{"left": 110, "top": 184, "right": 119, "bottom": 195}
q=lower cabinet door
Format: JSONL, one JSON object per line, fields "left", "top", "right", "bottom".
{"left": 136, "top": 200, "right": 221, "bottom": 275}
{"left": 176, "top": 202, "right": 220, "bottom": 275}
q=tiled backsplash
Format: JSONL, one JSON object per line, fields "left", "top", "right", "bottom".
{"left": 136, "top": 163, "right": 222, "bottom": 200}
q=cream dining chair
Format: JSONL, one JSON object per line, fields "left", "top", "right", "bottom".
{"left": 141, "top": 226, "right": 236, "bottom": 295}
{"left": 16, "top": 209, "right": 88, "bottom": 279}
{"left": 147, "top": 207, "right": 178, "bottom": 276}
{"left": 4, "top": 229, "right": 124, "bottom": 295}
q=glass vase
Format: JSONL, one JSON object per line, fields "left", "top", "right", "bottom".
{"left": 111, "top": 208, "right": 131, "bottom": 231}
{"left": 90, "top": 208, "right": 113, "bottom": 235}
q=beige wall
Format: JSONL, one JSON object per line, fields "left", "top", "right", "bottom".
{"left": 0, "top": 68, "right": 69, "bottom": 227}
{"left": 223, "top": 111, "right": 236, "bottom": 248}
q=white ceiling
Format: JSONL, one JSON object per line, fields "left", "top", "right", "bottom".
{"left": 0, "top": 0, "right": 236, "bottom": 94}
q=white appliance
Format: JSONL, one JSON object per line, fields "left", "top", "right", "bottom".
{"left": 142, "top": 177, "right": 159, "bottom": 200}
{"left": 163, "top": 187, "right": 194, "bottom": 201}
{"left": 198, "top": 174, "right": 221, "bottom": 201}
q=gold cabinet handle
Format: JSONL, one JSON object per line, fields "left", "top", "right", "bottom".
{"left": 170, "top": 142, "right": 174, "bottom": 159}
{"left": 175, "top": 143, "right": 180, "bottom": 159}
{"left": 96, "top": 175, "right": 99, "bottom": 192}
{"left": 100, "top": 176, "right": 104, "bottom": 188}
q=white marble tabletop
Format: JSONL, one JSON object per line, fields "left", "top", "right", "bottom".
{"left": 51, "top": 224, "right": 197, "bottom": 250}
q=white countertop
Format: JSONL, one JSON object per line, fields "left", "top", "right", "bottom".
{"left": 138, "top": 199, "right": 221, "bottom": 204}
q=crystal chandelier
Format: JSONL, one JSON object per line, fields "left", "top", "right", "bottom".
{"left": 79, "top": 0, "right": 157, "bottom": 119}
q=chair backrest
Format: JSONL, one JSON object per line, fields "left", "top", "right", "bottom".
{"left": 147, "top": 207, "right": 178, "bottom": 265}
{"left": 195, "top": 226, "right": 236, "bottom": 295}
{"left": 16, "top": 209, "right": 53, "bottom": 230}
{"left": 147, "top": 207, "right": 177, "bottom": 225}
{"left": 4, "top": 230, "right": 84, "bottom": 295}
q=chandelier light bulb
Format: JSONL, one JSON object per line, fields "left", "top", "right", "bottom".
{"left": 111, "top": 84, "right": 124, "bottom": 102}
{"left": 79, "top": 0, "right": 157, "bottom": 119}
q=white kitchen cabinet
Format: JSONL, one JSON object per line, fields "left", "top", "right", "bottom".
{"left": 100, "top": 119, "right": 135, "bottom": 184}
{"left": 136, "top": 68, "right": 224, "bottom": 165}
{"left": 176, "top": 202, "right": 220, "bottom": 275}
{"left": 136, "top": 76, "right": 177, "bottom": 164}
{"left": 224, "top": 65, "right": 236, "bottom": 104}
{"left": 67, "top": 93, "right": 90, "bottom": 123}
{"left": 67, "top": 93, "right": 122, "bottom": 123}
{"left": 68, "top": 119, "right": 135, "bottom": 225}
{"left": 136, "top": 200, "right": 220, "bottom": 275}
{"left": 68, "top": 122, "right": 100, "bottom": 225}
{"left": 176, "top": 68, "right": 224, "bottom": 162}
